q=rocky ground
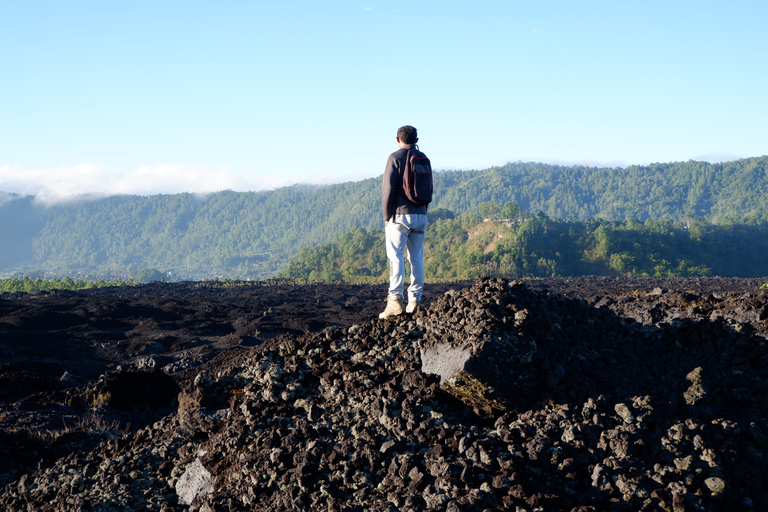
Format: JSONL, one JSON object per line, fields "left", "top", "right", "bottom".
{"left": 0, "top": 276, "right": 767, "bottom": 511}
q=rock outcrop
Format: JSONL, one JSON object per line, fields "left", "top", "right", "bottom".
{"left": 419, "top": 278, "right": 768, "bottom": 418}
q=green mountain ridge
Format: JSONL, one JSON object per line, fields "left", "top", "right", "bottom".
{"left": 1, "top": 156, "right": 766, "bottom": 279}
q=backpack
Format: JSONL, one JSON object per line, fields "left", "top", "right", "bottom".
{"left": 402, "top": 146, "right": 433, "bottom": 207}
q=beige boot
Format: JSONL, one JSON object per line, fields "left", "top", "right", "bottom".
{"left": 378, "top": 296, "right": 404, "bottom": 319}
{"left": 406, "top": 300, "right": 421, "bottom": 314}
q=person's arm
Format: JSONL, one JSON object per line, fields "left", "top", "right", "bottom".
{"left": 382, "top": 154, "right": 399, "bottom": 222}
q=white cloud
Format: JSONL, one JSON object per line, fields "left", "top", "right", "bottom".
{"left": 363, "top": 7, "right": 373, "bottom": 12}
{"left": 0, "top": 163, "right": 110, "bottom": 202}
{"left": 0, "top": 163, "right": 361, "bottom": 204}
{"left": 0, "top": 163, "right": 256, "bottom": 204}
{"left": 110, "top": 164, "right": 243, "bottom": 196}
{"left": 691, "top": 152, "right": 744, "bottom": 164}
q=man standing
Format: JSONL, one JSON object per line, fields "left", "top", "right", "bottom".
{"left": 379, "top": 125, "right": 429, "bottom": 319}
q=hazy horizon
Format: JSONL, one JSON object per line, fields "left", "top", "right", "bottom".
{"left": 1, "top": 153, "right": 758, "bottom": 205}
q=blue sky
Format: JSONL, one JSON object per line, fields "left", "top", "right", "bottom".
{"left": 1, "top": 1, "right": 766, "bottom": 200}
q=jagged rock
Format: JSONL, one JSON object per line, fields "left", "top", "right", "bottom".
{"left": 683, "top": 366, "right": 708, "bottom": 405}
{"left": 176, "top": 458, "right": 215, "bottom": 505}
{"left": 419, "top": 344, "right": 473, "bottom": 385}
{"left": 419, "top": 277, "right": 768, "bottom": 425}
{"left": 418, "top": 279, "right": 543, "bottom": 415}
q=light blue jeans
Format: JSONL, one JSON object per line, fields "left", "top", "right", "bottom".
{"left": 385, "top": 214, "right": 427, "bottom": 302}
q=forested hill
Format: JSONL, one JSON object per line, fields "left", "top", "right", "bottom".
{"left": 1, "top": 156, "right": 766, "bottom": 279}
{"left": 438, "top": 156, "right": 768, "bottom": 221}
{"left": 278, "top": 215, "right": 768, "bottom": 281}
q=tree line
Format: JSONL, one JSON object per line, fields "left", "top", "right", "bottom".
{"left": 0, "top": 156, "right": 766, "bottom": 279}
{"left": 0, "top": 276, "right": 132, "bottom": 294}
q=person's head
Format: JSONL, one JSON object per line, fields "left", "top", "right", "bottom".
{"left": 396, "top": 125, "right": 418, "bottom": 145}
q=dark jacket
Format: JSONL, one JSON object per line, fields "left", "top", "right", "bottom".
{"left": 382, "top": 144, "right": 429, "bottom": 222}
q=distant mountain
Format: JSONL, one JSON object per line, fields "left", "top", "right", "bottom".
{"left": 1, "top": 156, "right": 766, "bottom": 279}
{"left": 435, "top": 156, "right": 768, "bottom": 222}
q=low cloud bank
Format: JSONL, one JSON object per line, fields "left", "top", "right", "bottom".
{"left": 0, "top": 164, "right": 347, "bottom": 204}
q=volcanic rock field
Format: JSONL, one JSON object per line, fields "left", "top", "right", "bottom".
{"left": 1, "top": 276, "right": 767, "bottom": 511}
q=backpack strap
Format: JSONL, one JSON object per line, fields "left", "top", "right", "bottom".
{"left": 403, "top": 144, "right": 430, "bottom": 212}
{"left": 394, "top": 147, "right": 412, "bottom": 221}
